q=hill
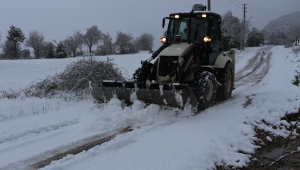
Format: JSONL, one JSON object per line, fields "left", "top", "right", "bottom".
{"left": 262, "top": 10, "right": 300, "bottom": 41}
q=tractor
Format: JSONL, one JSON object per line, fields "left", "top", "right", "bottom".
{"left": 91, "top": 4, "right": 235, "bottom": 111}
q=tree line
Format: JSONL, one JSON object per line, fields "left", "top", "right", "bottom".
{"left": 0, "top": 25, "right": 154, "bottom": 59}
{"left": 222, "top": 11, "right": 300, "bottom": 49}
{"left": 4, "top": 10, "right": 298, "bottom": 59}
{"left": 265, "top": 24, "right": 300, "bottom": 46}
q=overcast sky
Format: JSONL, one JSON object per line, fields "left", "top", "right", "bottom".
{"left": 1, "top": 0, "right": 299, "bottom": 49}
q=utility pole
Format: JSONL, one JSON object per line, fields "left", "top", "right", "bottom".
{"left": 242, "top": 4, "right": 247, "bottom": 50}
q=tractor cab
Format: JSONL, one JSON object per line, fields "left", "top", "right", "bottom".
{"left": 161, "top": 5, "right": 222, "bottom": 65}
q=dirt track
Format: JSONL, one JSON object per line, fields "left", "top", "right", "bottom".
{"left": 24, "top": 127, "right": 132, "bottom": 170}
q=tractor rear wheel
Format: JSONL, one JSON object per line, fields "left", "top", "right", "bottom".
{"left": 216, "top": 63, "right": 233, "bottom": 101}
{"left": 191, "top": 71, "right": 217, "bottom": 110}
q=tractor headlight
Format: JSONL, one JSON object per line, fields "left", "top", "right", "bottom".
{"left": 175, "top": 15, "right": 180, "bottom": 18}
{"left": 160, "top": 37, "right": 167, "bottom": 43}
{"left": 204, "top": 36, "right": 212, "bottom": 42}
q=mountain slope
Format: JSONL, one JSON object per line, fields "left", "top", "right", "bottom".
{"left": 262, "top": 10, "right": 300, "bottom": 38}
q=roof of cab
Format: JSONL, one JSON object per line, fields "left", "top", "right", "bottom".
{"left": 169, "top": 11, "right": 221, "bottom": 19}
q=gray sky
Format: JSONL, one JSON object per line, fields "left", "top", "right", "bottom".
{"left": 1, "top": 0, "right": 299, "bottom": 49}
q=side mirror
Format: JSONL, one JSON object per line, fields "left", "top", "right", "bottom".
{"left": 162, "top": 19, "right": 165, "bottom": 28}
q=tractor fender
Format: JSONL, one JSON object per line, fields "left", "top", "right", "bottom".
{"left": 213, "top": 53, "right": 232, "bottom": 69}
{"left": 199, "top": 66, "right": 217, "bottom": 76}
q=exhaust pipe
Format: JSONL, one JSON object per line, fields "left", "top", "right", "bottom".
{"left": 208, "top": 0, "right": 211, "bottom": 11}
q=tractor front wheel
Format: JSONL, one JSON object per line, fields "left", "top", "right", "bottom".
{"left": 191, "top": 71, "right": 217, "bottom": 110}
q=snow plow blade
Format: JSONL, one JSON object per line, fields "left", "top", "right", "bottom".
{"left": 91, "top": 80, "right": 198, "bottom": 110}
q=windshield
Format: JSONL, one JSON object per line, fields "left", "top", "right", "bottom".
{"left": 167, "top": 18, "right": 207, "bottom": 44}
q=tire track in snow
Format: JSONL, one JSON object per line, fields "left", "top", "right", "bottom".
{"left": 234, "top": 46, "right": 272, "bottom": 90}
{"left": 0, "top": 120, "right": 79, "bottom": 145}
{"left": 28, "top": 127, "right": 132, "bottom": 169}
{"left": 0, "top": 127, "right": 132, "bottom": 170}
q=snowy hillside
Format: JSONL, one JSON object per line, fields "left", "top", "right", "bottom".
{"left": 0, "top": 47, "right": 299, "bottom": 169}
{"left": 262, "top": 10, "right": 300, "bottom": 37}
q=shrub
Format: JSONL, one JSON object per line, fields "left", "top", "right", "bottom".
{"left": 24, "top": 57, "right": 125, "bottom": 98}
{"left": 21, "top": 49, "right": 31, "bottom": 59}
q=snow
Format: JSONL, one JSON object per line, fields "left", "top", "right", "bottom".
{"left": 0, "top": 47, "right": 299, "bottom": 169}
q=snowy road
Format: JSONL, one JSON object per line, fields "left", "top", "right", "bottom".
{"left": 0, "top": 47, "right": 299, "bottom": 170}
{"left": 235, "top": 46, "right": 272, "bottom": 88}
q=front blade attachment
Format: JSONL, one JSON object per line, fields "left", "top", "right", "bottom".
{"left": 91, "top": 80, "right": 198, "bottom": 110}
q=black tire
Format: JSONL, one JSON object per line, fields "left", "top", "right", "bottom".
{"left": 191, "top": 71, "right": 217, "bottom": 110}
{"left": 132, "top": 62, "right": 154, "bottom": 81}
{"left": 216, "top": 63, "right": 233, "bottom": 101}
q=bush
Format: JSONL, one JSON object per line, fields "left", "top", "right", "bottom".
{"left": 246, "top": 28, "right": 264, "bottom": 47}
{"left": 21, "top": 49, "right": 31, "bottom": 59}
{"left": 292, "top": 71, "right": 300, "bottom": 87}
{"left": 24, "top": 57, "right": 125, "bottom": 98}
{"left": 292, "top": 47, "right": 300, "bottom": 54}
{"left": 56, "top": 42, "right": 67, "bottom": 58}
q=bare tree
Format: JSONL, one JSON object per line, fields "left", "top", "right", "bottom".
{"left": 137, "top": 33, "right": 154, "bottom": 52}
{"left": 115, "top": 31, "right": 136, "bottom": 54}
{"left": 65, "top": 30, "right": 84, "bottom": 57}
{"left": 25, "top": 30, "right": 45, "bottom": 58}
{"left": 84, "top": 25, "right": 102, "bottom": 54}
{"left": 96, "top": 32, "right": 115, "bottom": 56}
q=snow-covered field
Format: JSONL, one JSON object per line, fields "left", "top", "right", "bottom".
{"left": 0, "top": 47, "right": 299, "bottom": 170}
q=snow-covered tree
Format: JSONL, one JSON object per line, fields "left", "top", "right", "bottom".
{"left": 221, "top": 11, "right": 252, "bottom": 50}
{"left": 136, "top": 33, "right": 154, "bottom": 52}
{"left": 2, "top": 40, "right": 21, "bottom": 59}
{"left": 84, "top": 25, "right": 102, "bottom": 54}
{"left": 246, "top": 27, "right": 264, "bottom": 47}
{"left": 114, "top": 31, "right": 136, "bottom": 54}
{"left": 43, "top": 42, "right": 56, "bottom": 58}
{"left": 56, "top": 41, "right": 67, "bottom": 58}
{"left": 221, "top": 11, "right": 242, "bottom": 50}
{"left": 21, "top": 49, "right": 31, "bottom": 59}
{"left": 5, "top": 25, "right": 26, "bottom": 58}
{"left": 25, "top": 30, "right": 45, "bottom": 58}
{"left": 95, "top": 32, "right": 115, "bottom": 56}
{"left": 65, "top": 30, "right": 84, "bottom": 57}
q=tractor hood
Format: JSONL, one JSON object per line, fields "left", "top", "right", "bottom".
{"left": 160, "top": 43, "right": 193, "bottom": 57}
